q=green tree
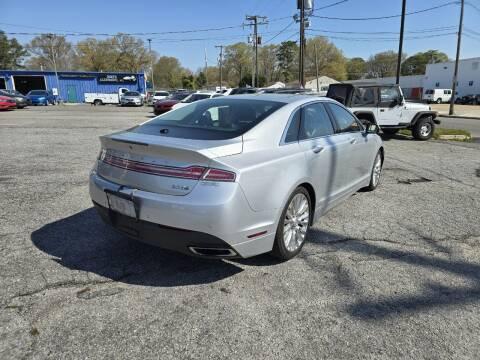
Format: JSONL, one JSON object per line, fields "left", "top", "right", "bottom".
{"left": 366, "top": 51, "right": 405, "bottom": 78}
{"left": 153, "top": 56, "right": 184, "bottom": 88}
{"left": 401, "top": 50, "right": 449, "bottom": 75}
{"left": 224, "top": 43, "right": 252, "bottom": 86}
{"left": 182, "top": 74, "right": 195, "bottom": 89}
{"left": 110, "top": 34, "right": 152, "bottom": 72}
{"left": 346, "top": 57, "right": 367, "bottom": 80}
{"left": 25, "top": 34, "right": 76, "bottom": 70}
{"left": 0, "top": 31, "right": 27, "bottom": 69}
{"left": 258, "top": 44, "right": 279, "bottom": 84}
{"left": 75, "top": 38, "right": 117, "bottom": 71}
{"left": 195, "top": 71, "right": 207, "bottom": 88}
{"left": 305, "top": 36, "right": 347, "bottom": 81}
{"left": 276, "top": 40, "right": 298, "bottom": 83}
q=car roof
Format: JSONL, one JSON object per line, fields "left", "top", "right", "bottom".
{"left": 225, "top": 93, "right": 328, "bottom": 104}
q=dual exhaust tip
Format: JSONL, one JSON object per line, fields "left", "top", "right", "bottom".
{"left": 189, "top": 247, "right": 237, "bottom": 258}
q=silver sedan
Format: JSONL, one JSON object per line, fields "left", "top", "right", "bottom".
{"left": 89, "top": 94, "right": 384, "bottom": 260}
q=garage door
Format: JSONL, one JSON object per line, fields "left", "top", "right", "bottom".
{"left": 13, "top": 76, "right": 46, "bottom": 95}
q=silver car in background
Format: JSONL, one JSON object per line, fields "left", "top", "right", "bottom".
{"left": 120, "top": 91, "right": 143, "bottom": 106}
{"left": 89, "top": 95, "right": 384, "bottom": 260}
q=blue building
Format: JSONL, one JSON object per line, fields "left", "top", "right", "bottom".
{"left": 0, "top": 70, "right": 146, "bottom": 103}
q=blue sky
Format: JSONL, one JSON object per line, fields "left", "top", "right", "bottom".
{"left": 2, "top": 0, "right": 479, "bottom": 71}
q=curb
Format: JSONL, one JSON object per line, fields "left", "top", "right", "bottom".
{"left": 437, "top": 114, "right": 480, "bottom": 120}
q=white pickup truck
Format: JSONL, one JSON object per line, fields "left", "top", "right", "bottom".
{"left": 84, "top": 88, "right": 129, "bottom": 105}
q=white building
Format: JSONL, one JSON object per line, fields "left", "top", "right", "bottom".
{"left": 304, "top": 76, "right": 339, "bottom": 93}
{"left": 423, "top": 57, "right": 480, "bottom": 97}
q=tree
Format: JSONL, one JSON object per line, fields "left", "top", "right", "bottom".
{"left": 401, "top": 50, "right": 449, "bottom": 76}
{"left": 276, "top": 40, "right": 298, "bottom": 83}
{"left": 258, "top": 44, "right": 279, "bottom": 84}
{"left": 153, "top": 56, "right": 185, "bottom": 88}
{"left": 182, "top": 74, "right": 195, "bottom": 89}
{"left": 305, "top": 36, "right": 347, "bottom": 81}
{"left": 110, "top": 34, "right": 152, "bottom": 72}
{"left": 75, "top": 38, "right": 117, "bottom": 71}
{"left": 25, "top": 34, "right": 76, "bottom": 70}
{"left": 195, "top": 71, "right": 207, "bottom": 88}
{"left": 366, "top": 51, "right": 405, "bottom": 78}
{"left": 224, "top": 43, "right": 252, "bottom": 86}
{"left": 0, "top": 31, "right": 27, "bottom": 69}
{"left": 346, "top": 57, "right": 367, "bottom": 80}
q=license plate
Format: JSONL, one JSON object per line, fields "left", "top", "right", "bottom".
{"left": 106, "top": 193, "right": 136, "bottom": 218}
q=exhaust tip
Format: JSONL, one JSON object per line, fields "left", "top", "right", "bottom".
{"left": 189, "top": 247, "right": 237, "bottom": 257}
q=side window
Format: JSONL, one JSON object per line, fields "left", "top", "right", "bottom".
{"left": 284, "top": 109, "right": 301, "bottom": 143}
{"left": 299, "top": 103, "right": 334, "bottom": 140}
{"left": 351, "top": 87, "right": 377, "bottom": 107}
{"left": 327, "top": 103, "right": 362, "bottom": 133}
{"left": 379, "top": 87, "right": 400, "bottom": 104}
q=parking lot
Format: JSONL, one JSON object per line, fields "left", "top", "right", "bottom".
{"left": 1, "top": 105, "right": 480, "bottom": 359}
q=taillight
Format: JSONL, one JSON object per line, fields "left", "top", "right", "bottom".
{"left": 102, "top": 153, "right": 235, "bottom": 182}
{"left": 202, "top": 168, "right": 236, "bottom": 182}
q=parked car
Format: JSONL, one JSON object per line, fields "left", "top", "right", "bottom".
{"left": 0, "top": 89, "right": 30, "bottom": 108}
{"left": 422, "top": 88, "right": 453, "bottom": 104}
{"left": 327, "top": 83, "right": 439, "bottom": 140}
{"left": 171, "top": 91, "right": 216, "bottom": 110}
{"left": 229, "top": 87, "right": 259, "bottom": 95}
{"left": 120, "top": 91, "right": 143, "bottom": 107}
{"left": 0, "top": 95, "right": 17, "bottom": 110}
{"left": 153, "top": 92, "right": 191, "bottom": 115}
{"left": 455, "top": 94, "right": 480, "bottom": 105}
{"left": 89, "top": 95, "right": 383, "bottom": 260}
{"left": 26, "top": 90, "right": 56, "bottom": 106}
{"left": 152, "top": 91, "right": 170, "bottom": 104}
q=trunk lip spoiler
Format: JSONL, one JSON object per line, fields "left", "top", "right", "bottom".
{"left": 110, "top": 138, "right": 149, "bottom": 146}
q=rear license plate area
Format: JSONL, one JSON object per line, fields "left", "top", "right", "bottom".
{"left": 106, "top": 192, "right": 137, "bottom": 219}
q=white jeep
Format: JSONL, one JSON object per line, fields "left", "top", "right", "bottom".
{"left": 327, "top": 83, "right": 440, "bottom": 140}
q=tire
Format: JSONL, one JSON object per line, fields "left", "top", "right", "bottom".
{"left": 412, "top": 116, "right": 434, "bottom": 140}
{"left": 364, "top": 151, "right": 383, "bottom": 191}
{"left": 93, "top": 99, "right": 103, "bottom": 106}
{"left": 436, "top": 98, "right": 442, "bottom": 104}
{"left": 382, "top": 128, "right": 399, "bottom": 135}
{"left": 271, "top": 187, "right": 311, "bottom": 260}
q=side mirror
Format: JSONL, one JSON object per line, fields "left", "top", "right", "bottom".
{"left": 366, "top": 124, "right": 379, "bottom": 134}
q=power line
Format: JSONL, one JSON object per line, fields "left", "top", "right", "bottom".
{"left": 311, "top": 1, "right": 459, "bottom": 20}
{"left": 305, "top": 31, "right": 457, "bottom": 42}
{"left": 263, "top": 21, "right": 296, "bottom": 44}
{"left": 307, "top": 26, "right": 457, "bottom": 35}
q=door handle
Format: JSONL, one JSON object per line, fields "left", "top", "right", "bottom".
{"left": 349, "top": 138, "right": 357, "bottom": 145}
{"left": 312, "top": 146, "right": 324, "bottom": 154}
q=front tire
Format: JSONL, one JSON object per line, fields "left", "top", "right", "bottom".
{"left": 272, "top": 187, "right": 311, "bottom": 260}
{"left": 412, "top": 117, "right": 434, "bottom": 140}
{"left": 436, "top": 98, "right": 442, "bottom": 104}
{"left": 364, "top": 151, "right": 383, "bottom": 191}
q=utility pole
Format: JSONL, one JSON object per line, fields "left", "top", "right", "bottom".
{"left": 449, "top": 0, "right": 464, "bottom": 115}
{"left": 147, "top": 39, "right": 155, "bottom": 90}
{"left": 314, "top": 43, "right": 319, "bottom": 92}
{"left": 396, "top": 0, "right": 407, "bottom": 85}
{"left": 299, "top": 1, "right": 306, "bottom": 87}
{"left": 215, "top": 45, "right": 224, "bottom": 91}
{"left": 46, "top": 34, "right": 61, "bottom": 103}
{"left": 245, "top": 15, "right": 267, "bottom": 87}
{"left": 204, "top": 47, "right": 208, "bottom": 87}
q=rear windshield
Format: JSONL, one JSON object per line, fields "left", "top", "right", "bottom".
{"left": 169, "top": 93, "right": 190, "bottom": 100}
{"left": 155, "top": 91, "right": 169, "bottom": 96}
{"left": 425, "top": 89, "right": 434, "bottom": 94}
{"left": 29, "top": 90, "right": 47, "bottom": 95}
{"left": 131, "top": 98, "right": 285, "bottom": 140}
{"left": 124, "top": 91, "right": 139, "bottom": 96}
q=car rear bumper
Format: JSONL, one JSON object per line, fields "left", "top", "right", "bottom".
{"left": 89, "top": 170, "right": 278, "bottom": 258}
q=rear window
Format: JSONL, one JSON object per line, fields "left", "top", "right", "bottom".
{"left": 155, "top": 91, "right": 169, "bottom": 96}
{"left": 131, "top": 98, "right": 285, "bottom": 140}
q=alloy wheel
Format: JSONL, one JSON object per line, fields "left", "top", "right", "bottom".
{"left": 283, "top": 193, "right": 310, "bottom": 252}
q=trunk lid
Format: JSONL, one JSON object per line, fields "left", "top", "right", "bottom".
{"left": 97, "top": 131, "right": 242, "bottom": 196}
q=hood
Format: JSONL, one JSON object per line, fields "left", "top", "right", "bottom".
{"left": 405, "top": 101, "right": 431, "bottom": 111}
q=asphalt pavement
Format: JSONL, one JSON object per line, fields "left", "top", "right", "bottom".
{"left": 1, "top": 105, "right": 480, "bottom": 359}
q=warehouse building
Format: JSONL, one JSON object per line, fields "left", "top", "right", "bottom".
{"left": 0, "top": 70, "right": 146, "bottom": 103}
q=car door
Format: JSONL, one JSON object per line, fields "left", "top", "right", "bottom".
{"left": 376, "top": 86, "right": 404, "bottom": 126}
{"left": 295, "top": 102, "right": 344, "bottom": 214}
{"left": 325, "top": 102, "right": 374, "bottom": 192}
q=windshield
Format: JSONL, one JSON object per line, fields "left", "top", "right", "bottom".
{"left": 169, "top": 93, "right": 190, "bottom": 100}
{"left": 29, "top": 90, "right": 47, "bottom": 95}
{"left": 181, "top": 93, "right": 212, "bottom": 103}
{"left": 130, "top": 98, "right": 285, "bottom": 140}
{"left": 425, "top": 89, "right": 434, "bottom": 94}
{"left": 124, "top": 91, "right": 139, "bottom": 96}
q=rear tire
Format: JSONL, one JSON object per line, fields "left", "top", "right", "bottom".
{"left": 93, "top": 99, "right": 103, "bottom": 106}
{"left": 412, "top": 117, "right": 434, "bottom": 140}
{"left": 436, "top": 98, "right": 442, "bottom": 104}
{"left": 271, "top": 187, "right": 311, "bottom": 260}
